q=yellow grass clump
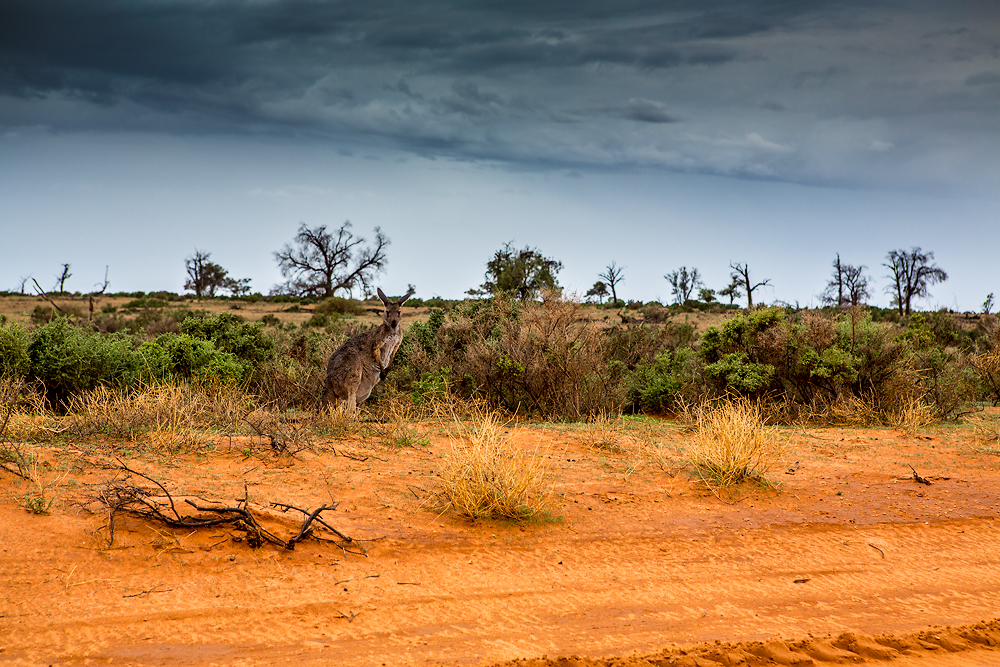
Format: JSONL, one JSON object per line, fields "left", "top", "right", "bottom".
{"left": 314, "top": 400, "right": 361, "bottom": 439}
{"left": 438, "top": 406, "right": 551, "bottom": 521}
{"left": 577, "top": 410, "right": 629, "bottom": 454}
{"left": 826, "top": 391, "right": 935, "bottom": 430}
{"left": 67, "top": 381, "right": 251, "bottom": 441}
{"left": 690, "top": 399, "right": 783, "bottom": 488}
{"left": 370, "top": 395, "right": 426, "bottom": 448}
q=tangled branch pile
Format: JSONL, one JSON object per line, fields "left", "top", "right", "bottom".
{"left": 93, "top": 464, "right": 359, "bottom": 553}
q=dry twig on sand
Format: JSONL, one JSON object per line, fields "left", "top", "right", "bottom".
{"left": 908, "top": 464, "right": 933, "bottom": 486}
{"left": 92, "top": 463, "right": 359, "bottom": 553}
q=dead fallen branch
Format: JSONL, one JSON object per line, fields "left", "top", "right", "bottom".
{"left": 908, "top": 464, "right": 932, "bottom": 486}
{"left": 123, "top": 584, "right": 172, "bottom": 598}
{"left": 333, "top": 609, "right": 359, "bottom": 622}
{"left": 93, "top": 463, "right": 355, "bottom": 552}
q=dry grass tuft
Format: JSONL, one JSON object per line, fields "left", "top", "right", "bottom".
{"left": 313, "top": 401, "right": 361, "bottom": 439}
{"left": 370, "top": 396, "right": 427, "bottom": 448}
{"left": 884, "top": 396, "right": 936, "bottom": 431}
{"left": 969, "top": 412, "right": 1000, "bottom": 455}
{"left": 20, "top": 456, "right": 70, "bottom": 515}
{"left": 577, "top": 411, "right": 629, "bottom": 454}
{"left": 822, "top": 390, "right": 935, "bottom": 430}
{"left": 437, "top": 405, "right": 551, "bottom": 521}
{"left": 67, "top": 382, "right": 253, "bottom": 443}
{"left": 689, "top": 399, "right": 783, "bottom": 488}
{"left": 827, "top": 393, "right": 885, "bottom": 427}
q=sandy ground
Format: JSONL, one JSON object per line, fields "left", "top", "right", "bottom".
{"left": 2, "top": 412, "right": 1000, "bottom": 666}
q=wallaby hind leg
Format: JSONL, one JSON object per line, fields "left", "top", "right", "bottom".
{"left": 323, "top": 362, "right": 363, "bottom": 411}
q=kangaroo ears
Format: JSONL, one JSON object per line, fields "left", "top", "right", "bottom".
{"left": 377, "top": 288, "right": 389, "bottom": 305}
{"left": 399, "top": 287, "right": 414, "bottom": 305}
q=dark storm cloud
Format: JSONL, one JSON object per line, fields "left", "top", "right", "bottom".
{"left": 2, "top": 0, "right": 999, "bottom": 188}
{"left": 621, "top": 99, "right": 678, "bottom": 124}
{"left": 966, "top": 71, "right": 1000, "bottom": 86}
{"left": 0, "top": 0, "right": 791, "bottom": 103}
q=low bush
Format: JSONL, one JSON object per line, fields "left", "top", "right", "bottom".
{"left": 314, "top": 296, "right": 367, "bottom": 317}
{"left": 27, "top": 319, "right": 145, "bottom": 405}
{"left": 0, "top": 322, "right": 31, "bottom": 378}
{"left": 67, "top": 381, "right": 252, "bottom": 442}
{"left": 437, "top": 406, "right": 551, "bottom": 521}
{"left": 689, "top": 399, "right": 783, "bottom": 488}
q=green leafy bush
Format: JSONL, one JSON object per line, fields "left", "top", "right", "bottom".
{"left": 0, "top": 322, "right": 31, "bottom": 378}
{"left": 626, "top": 347, "right": 701, "bottom": 412}
{"left": 314, "top": 296, "right": 367, "bottom": 317}
{"left": 180, "top": 312, "right": 274, "bottom": 366}
{"left": 26, "top": 318, "right": 143, "bottom": 405}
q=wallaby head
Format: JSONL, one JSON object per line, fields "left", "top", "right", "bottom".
{"left": 376, "top": 287, "right": 414, "bottom": 330}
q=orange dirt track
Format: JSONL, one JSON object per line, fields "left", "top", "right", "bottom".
{"left": 2, "top": 417, "right": 1000, "bottom": 666}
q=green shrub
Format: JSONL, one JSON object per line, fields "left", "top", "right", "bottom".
{"left": 180, "top": 312, "right": 274, "bottom": 366}
{"left": 705, "top": 352, "right": 775, "bottom": 394}
{"left": 0, "top": 322, "right": 31, "bottom": 378}
{"left": 314, "top": 296, "right": 366, "bottom": 317}
{"left": 26, "top": 318, "right": 143, "bottom": 405}
{"left": 152, "top": 333, "right": 249, "bottom": 383}
{"left": 626, "top": 347, "right": 700, "bottom": 412}
{"left": 305, "top": 313, "right": 330, "bottom": 328}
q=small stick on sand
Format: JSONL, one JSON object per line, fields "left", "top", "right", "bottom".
{"left": 908, "top": 465, "right": 932, "bottom": 486}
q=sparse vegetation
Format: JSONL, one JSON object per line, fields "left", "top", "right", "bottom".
{"left": 689, "top": 399, "right": 783, "bottom": 488}
{"left": 437, "top": 405, "right": 551, "bottom": 521}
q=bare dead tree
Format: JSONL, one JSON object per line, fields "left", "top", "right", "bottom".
{"left": 55, "top": 264, "right": 72, "bottom": 294}
{"left": 85, "top": 266, "right": 111, "bottom": 322}
{"left": 273, "top": 221, "right": 389, "bottom": 299}
{"left": 843, "top": 264, "right": 871, "bottom": 306}
{"left": 664, "top": 266, "right": 703, "bottom": 305}
{"left": 821, "top": 254, "right": 870, "bottom": 307}
{"left": 884, "top": 247, "right": 947, "bottom": 316}
{"left": 16, "top": 276, "right": 31, "bottom": 295}
{"left": 31, "top": 278, "right": 64, "bottom": 314}
{"left": 729, "top": 262, "right": 771, "bottom": 309}
{"left": 598, "top": 262, "right": 625, "bottom": 307}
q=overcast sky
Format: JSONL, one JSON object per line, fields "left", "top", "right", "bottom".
{"left": 2, "top": 0, "right": 998, "bottom": 310}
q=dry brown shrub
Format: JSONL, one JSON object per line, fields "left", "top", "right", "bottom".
{"left": 427, "top": 292, "right": 626, "bottom": 418}
{"left": 437, "top": 405, "right": 551, "bottom": 521}
{"left": 972, "top": 347, "right": 1000, "bottom": 405}
{"left": 823, "top": 388, "right": 934, "bottom": 430}
{"left": 689, "top": 399, "right": 783, "bottom": 488}
{"left": 804, "top": 311, "right": 837, "bottom": 349}
{"left": 504, "top": 291, "right": 624, "bottom": 418}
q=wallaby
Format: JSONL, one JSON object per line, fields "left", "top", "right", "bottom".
{"left": 321, "top": 287, "right": 413, "bottom": 410}
{"left": 617, "top": 309, "right": 642, "bottom": 325}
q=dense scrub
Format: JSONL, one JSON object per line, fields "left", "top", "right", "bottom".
{"left": 0, "top": 312, "right": 359, "bottom": 409}
{"left": 388, "top": 296, "right": 998, "bottom": 423}
{"left": 1, "top": 295, "right": 997, "bottom": 423}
